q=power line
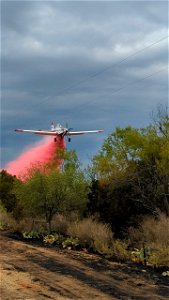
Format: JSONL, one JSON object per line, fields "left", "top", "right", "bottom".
{"left": 30, "top": 35, "right": 168, "bottom": 109}
{"left": 77, "top": 36, "right": 168, "bottom": 81}
{"left": 111, "top": 67, "right": 168, "bottom": 94}
{"left": 75, "top": 67, "right": 168, "bottom": 114}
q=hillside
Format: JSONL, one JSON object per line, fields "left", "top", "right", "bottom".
{"left": 0, "top": 232, "right": 168, "bottom": 300}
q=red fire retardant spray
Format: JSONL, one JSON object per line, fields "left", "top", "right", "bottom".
{"left": 5, "top": 136, "right": 65, "bottom": 179}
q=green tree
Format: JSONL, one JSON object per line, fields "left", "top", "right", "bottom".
{"left": 0, "top": 170, "right": 23, "bottom": 220}
{"left": 88, "top": 107, "right": 169, "bottom": 235}
{"left": 16, "top": 150, "right": 89, "bottom": 232}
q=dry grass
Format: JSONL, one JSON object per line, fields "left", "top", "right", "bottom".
{"left": 128, "top": 212, "right": 169, "bottom": 267}
{"left": 128, "top": 213, "right": 169, "bottom": 247}
{"left": 51, "top": 214, "right": 69, "bottom": 235}
{"left": 67, "top": 217, "right": 113, "bottom": 253}
{"left": 0, "top": 209, "right": 129, "bottom": 260}
{"left": 13, "top": 217, "right": 48, "bottom": 233}
{"left": 148, "top": 245, "right": 169, "bottom": 267}
{"left": 112, "top": 239, "right": 129, "bottom": 261}
{"left": 0, "top": 207, "right": 17, "bottom": 230}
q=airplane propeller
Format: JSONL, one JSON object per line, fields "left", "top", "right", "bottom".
{"left": 65, "top": 123, "right": 73, "bottom": 132}
{"left": 65, "top": 123, "right": 73, "bottom": 142}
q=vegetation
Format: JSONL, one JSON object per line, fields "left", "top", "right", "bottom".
{"left": 14, "top": 150, "right": 89, "bottom": 232}
{"left": 0, "top": 204, "right": 17, "bottom": 230}
{"left": 0, "top": 105, "right": 169, "bottom": 268}
{"left": 88, "top": 105, "right": 169, "bottom": 235}
{"left": 128, "top": 212, "right": 169, "bottom": 267}
{"left": 0, "top": 170, "right": 22, "bottom": 220}
{"left": 67, "top": 217, "right": 113, "bottom": 254}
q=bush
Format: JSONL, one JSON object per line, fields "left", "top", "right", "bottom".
{"left": 14, "top": 217, "right": 48, "bottom": 233}
{"left": 128, "top": 213, "right": 169, "bottom": 267}
{"left": 148, "top": 245, "right": 169, "bottom": 267}
{"left": 0, "top": 205, "right": 17, "bottom": 230}
{"left": 112, "top": 239, "right": 129, "bottom": 261}
{"left": 51, "top": 214, "right": 69, "bottom": 236}
{"left": 43, "top": 234, "right": 64, "bottom": 245}
{"left": 67, "top": 217, "right": 113, "bottom": 254}
{"left": 128, "top": 213, "right": 169, "bottom": 246}
{"left": 23, "top": 230, "right": 42, "bottom": 239}
{"left": 62, "top": 237, "right": 80, "bottom": 250}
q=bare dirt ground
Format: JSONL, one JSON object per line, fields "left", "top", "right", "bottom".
{"left": 0, "top": 232, "right": 169, "bottom": 300}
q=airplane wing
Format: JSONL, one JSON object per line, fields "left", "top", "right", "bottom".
{"left": 65, "top": 130, "right": 104, "bottom": 136}
{"left": 15, "top": 129, "right": 58, "bottom": 136}
{"left": 15, "top": 128, "right": 104, "bottom": 136}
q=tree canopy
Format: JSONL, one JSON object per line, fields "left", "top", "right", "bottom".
{"left": 1, "top": 106, "right": 168, "bottom": 236}
{"left": 88, "top": 107, "right": 169, "bottom": 235}
{"left": 14, "top": 150, "right": 89, "bottom": 231}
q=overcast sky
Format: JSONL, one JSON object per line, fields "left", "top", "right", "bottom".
{"left": 1, "top": 0, "right": 168, "bottom": 168}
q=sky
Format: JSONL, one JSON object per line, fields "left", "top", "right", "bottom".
{"left": 1, "top": 0, "right": 168, "bottom": 169}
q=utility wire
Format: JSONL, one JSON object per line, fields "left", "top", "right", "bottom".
{"left": 75, "top": 67, "right": 168, "bottom": 114}
{"left": 111, "top": 67, "right": 168, "bottom": 94}
{"left": 31, "top": 35, "right": 168, "bottom": 109}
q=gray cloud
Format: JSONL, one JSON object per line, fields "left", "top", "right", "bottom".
{"left": 1, "top": 1, "right": 168, "bottom": 168}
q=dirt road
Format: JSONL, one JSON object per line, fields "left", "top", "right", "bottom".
{"left": 0, "top": 232, "right": 168, "bottom": 300}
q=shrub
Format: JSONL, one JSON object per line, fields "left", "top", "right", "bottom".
{"left": 15, "top": 217, "right": 48, "bottom": 233}
{"left": 131, "top": 246, "right": 151, "bottom": 264}
{"left": 43, "top": 234, "right": 61, "bottom": 245}
{"left": 128, "top": 213, "right": 169, "bottom": 246}
{"left": 51, "top": 214, "right": 69, "bottom": 235}
{"left": 62, "top": 237, "right": 80, "bottom": 250}
{"left": 23, "top": 230, "right": 42, "bottom": 239}
{"left": 127, "top": 213, "right": 169, "bottom": 267}
{"left": 112, "top": 239, "right": 129, "bottom": 261}
{"left": 0, "top": 205, "right": 17, "bottom": 230}
{"left": 67, "top": 217, "right": 113, "bottom": 254}
{"left": 148, "top": 245, "right": 169, "bottom": 267}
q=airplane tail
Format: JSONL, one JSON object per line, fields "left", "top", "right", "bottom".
{"left": 51, "top": 121, "right": 55, "bottom": 131}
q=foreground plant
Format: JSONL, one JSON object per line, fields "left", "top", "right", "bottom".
{"left": 43, "top": 234, "right": 64, "bottom": 245}
{"left": 22, "top": 230, "right": 41, "bottom": 239}
{"left": 62, "top": 237, "right": 80, "bottom": 250}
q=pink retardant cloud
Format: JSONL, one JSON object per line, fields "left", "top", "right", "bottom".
{"left": 5, "top": 136, "right": 65, "bottom": 179}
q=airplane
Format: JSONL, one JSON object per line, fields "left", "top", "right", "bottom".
{"left": 15, "top": 122, "right": 104, "bottom": 142}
